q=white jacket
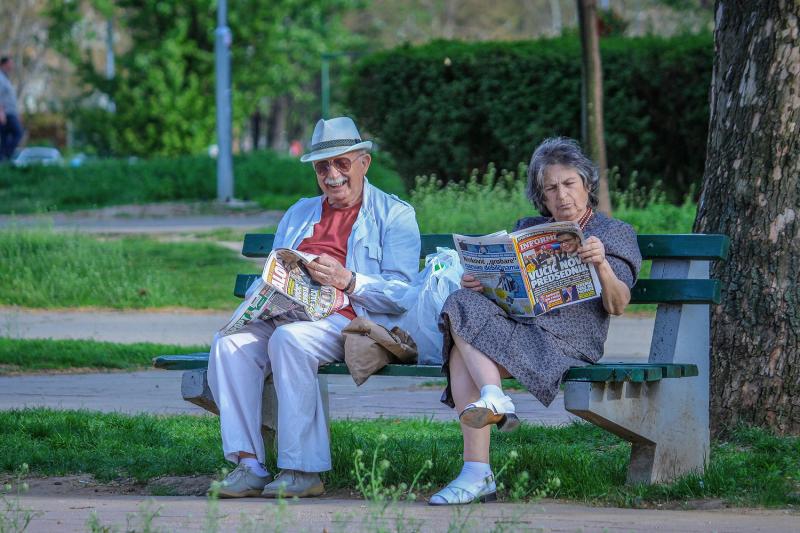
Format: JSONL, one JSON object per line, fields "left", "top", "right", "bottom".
{"left": 272, "top": 179, "right": 421, "bottom": 325}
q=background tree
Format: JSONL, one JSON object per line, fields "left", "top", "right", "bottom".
{"left": 577, "top": 0, "right": 611, "bottom": 215}
{"left": 695, "top": 0, "right": 800, "bottom": 434}
{"left": 47, "top": 0, "right": 360, "bottom": 156}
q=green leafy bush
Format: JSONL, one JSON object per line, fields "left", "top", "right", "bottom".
{"left": 347, "top": 34, "right": 712, "bottom": 201}
{"left": 411, "top": 164, "right": 696, "bottom": 235}
{"left": 0, "top": 150, "right": 405, "bottom": 214}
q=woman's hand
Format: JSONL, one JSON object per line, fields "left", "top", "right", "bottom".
{"left": 578, "top": 236, "right": 606, "bottom": 266}
{"left": 305, "top": 254, "right": 351, "bottom": 290}
{"left": 461, "top": 273, "right": 483, "bottom": 292}
{"left": 579, "top": 236, "right": 631, "bottom": 316}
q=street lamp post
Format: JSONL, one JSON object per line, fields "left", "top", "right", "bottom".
{"left": 215, "top": 0, "right": 234, "bottom": 202}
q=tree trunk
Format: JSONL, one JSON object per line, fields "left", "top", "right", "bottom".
{"left": 577, "top": 0, "right": 612, "bottom": 215}
{"left": 250, "top": 111, "right": 262, "bottom": 151}
{"left": 268, "top": 95, "right": 289, "bottom": 152}
{"left": 694, "top": 0, "right": 800, "bottom": 435}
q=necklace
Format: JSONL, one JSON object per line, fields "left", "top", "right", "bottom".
{"left": 550, "top": 206, "right": 594, "bottom": 230}
{"left": 576, "top": 206, "right": 594, "bottom": 230}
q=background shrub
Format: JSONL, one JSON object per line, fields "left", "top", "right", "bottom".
{"left": 347, "top": 34, "right": 712, "bottom": 201}
{"left": 0, "top": 151, "right": 405, "bottom": 214}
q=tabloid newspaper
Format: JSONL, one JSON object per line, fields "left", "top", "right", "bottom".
{"left": 453, "top": 221, "right": 601, "bottom": 317}
{"left": 218, "top": 248, "right": 349, "bottom": 336}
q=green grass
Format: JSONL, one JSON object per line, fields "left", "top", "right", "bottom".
{"left": 0, "top": 338, "right": 207, "bottom": 374}
{"left": 0, "top": 409, "right": 796, "bottom": 507}
{"left": 411, "top": 165, "right": 697, "bottom": 235}
{"left": 0, "top": 228, "right": 249, "bottom": 309}
{"left": 0, "top": 150, "right": 406, "bottom": 214}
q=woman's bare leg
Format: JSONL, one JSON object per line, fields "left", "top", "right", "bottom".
{"left": 448, "top": 344, "right": 490, "bottom": 463}
{"left": 450, "top": 326, "right": 505, "bottom": 388}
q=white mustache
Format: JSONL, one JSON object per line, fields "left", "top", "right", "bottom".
{"left": 324, "top": 176, "right": 347, "bottom": 187}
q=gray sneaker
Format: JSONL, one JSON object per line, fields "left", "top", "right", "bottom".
{"left": 261, "top": 469, "right": 324, "bottom": 498}
{"left": 213, "top": 463, "right": 272, "bottom": 498}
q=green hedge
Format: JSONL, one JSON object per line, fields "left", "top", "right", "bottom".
{"left": 0, "top": 150, "right": 405, "bottom": 214}
{"left": 347, "top": 34, "right": 712, "bottom": 201}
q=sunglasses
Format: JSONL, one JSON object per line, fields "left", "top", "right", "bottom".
{"left": 313, "top": 154, "right": 362, "bottom": 176}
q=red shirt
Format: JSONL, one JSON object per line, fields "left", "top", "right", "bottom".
{"left": 297, "top": 198, "right": 361, "bottom": 320}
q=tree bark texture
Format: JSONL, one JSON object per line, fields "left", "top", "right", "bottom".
{"left": 695, "top": 0, "right": 800, "bottom": 435}
{"left": 577, "top": 0, "right": 612, "bottom": 215}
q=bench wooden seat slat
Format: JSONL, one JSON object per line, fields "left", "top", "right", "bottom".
{"left": 152, "top": 353, "right": 698, "bottom": 383}
{"left": 242, "top": 233, "right": 730, "bottom": 261}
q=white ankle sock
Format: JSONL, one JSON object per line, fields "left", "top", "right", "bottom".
{"left": 239, "top": 457, "right": 269, "bottom": 477}
{"left": 480, "top": 384, "right": 505, "bottom": 399}
{"left": 456, "top": 461, "right": 494, "bottom": 486}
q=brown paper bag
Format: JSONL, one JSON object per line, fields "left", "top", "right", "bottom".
{"left": 342, "top": 317, "right": 418, "bottom": 386}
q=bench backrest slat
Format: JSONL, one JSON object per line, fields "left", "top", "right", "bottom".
{"left": 243, "top": 233, "right": 730, "bottom": 261}
{"left": 236, "top": 232, "right": 729, "bottom": 305}
{"left": 234, "top": 273, "right": 721, "bottom": 305}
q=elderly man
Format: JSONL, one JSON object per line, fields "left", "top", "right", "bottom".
{"left": 208, "top": 117, "right": 421, "bottom": 498}
{"left": 0, "top": 57, "right": 23, "bottom": 161}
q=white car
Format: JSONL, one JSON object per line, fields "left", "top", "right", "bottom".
{"left": 12, "top": 147, "right": 64, "bottom": 167}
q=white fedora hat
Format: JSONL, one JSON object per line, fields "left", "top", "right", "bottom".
{"left": 299, "top": 117, "right": 373, "bottom": 163}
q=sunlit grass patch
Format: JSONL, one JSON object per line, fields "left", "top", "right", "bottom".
{"left": 3, "top": 410, "right": 794, "bottom": 507}
{"left": 0, "top": 227, "right": 248, "bottom": 309}
{"left": 0, "top": 338, "right": 208, "bottom": 374}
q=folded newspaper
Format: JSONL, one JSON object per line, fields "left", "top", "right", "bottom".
{"left": 219, "top": 248, "right": 349, "bottom": 336}
{"left": 453, "top": 221, "right": 601, "bottom": 317}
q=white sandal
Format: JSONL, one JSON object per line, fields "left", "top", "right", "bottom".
{"left": 459, "top": 395, "right": 520, "bottom": 432}
{"left": 428, "top": 473, "right": 497, "bottom": 505}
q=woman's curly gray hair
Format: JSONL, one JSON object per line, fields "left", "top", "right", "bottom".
{"left": 526, "top": 137, "right": 599, "bottom": 217}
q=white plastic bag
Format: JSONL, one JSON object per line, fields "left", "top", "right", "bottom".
{"left": 385, "top": 247, "right": 463, "bottom": 365}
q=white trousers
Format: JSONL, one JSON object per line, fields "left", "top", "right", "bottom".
{"left": 207, "top": 314, "right": 349, "bottom": 472}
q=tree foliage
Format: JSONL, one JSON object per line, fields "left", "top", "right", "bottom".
{"left": 47, "top": 0, "right": 361, "bottom": 156}
{"left": 347, "top": 35, "right": 712, "bottom": 198}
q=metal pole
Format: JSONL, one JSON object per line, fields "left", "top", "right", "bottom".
{"left": 105, "top": 18, "right": 115, "bottom": 79}
{"left": 321, "top": 55, "right": 330, "bottom": 119}
{"left": 215, "top": 0, "right": 234, "bottom": 202}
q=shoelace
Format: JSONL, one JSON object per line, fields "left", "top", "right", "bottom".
{"left": 225, "top": 464, "right": 247, "bottom": 484}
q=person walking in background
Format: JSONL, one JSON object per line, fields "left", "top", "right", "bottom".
{"left": 0, "top": 56, "right": 23, "bottom": 162}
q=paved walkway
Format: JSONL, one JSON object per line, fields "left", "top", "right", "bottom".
{"left": 15, "top": 495, "right": 799, "bottom": 533}
{"left": 0, "top": 202, "right": 283, "bottom": 234}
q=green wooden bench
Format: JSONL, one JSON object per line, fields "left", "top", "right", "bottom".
{"left": 154, "top": 232, "right": 729, "bottom": 485}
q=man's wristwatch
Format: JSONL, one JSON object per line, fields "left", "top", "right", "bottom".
{"left": 344, "top": 271, "right": 357, "bottom": 294}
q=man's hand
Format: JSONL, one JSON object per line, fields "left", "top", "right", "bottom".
{"left": 461, "top": 273, "right": 483, "bottom": 292}
{"left": 305, "top": 253, "right": 351, "bottom": 290}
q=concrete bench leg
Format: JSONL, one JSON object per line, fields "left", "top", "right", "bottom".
{"left": 565, "top": 259, "right": 711, "bottom": 484}
{"left": 181, "top": 369, "right": 331, "bottom": 457}
{"left": 565, "top": 378, "right": 707, "bottom": 484}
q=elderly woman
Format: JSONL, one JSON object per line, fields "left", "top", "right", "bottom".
{"left": 429, "top": 137, "right": 642, "bottom": 506}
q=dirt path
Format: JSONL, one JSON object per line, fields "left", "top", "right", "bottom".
{"left": 9, "top": 493, "right": 798, "bottom": 533}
